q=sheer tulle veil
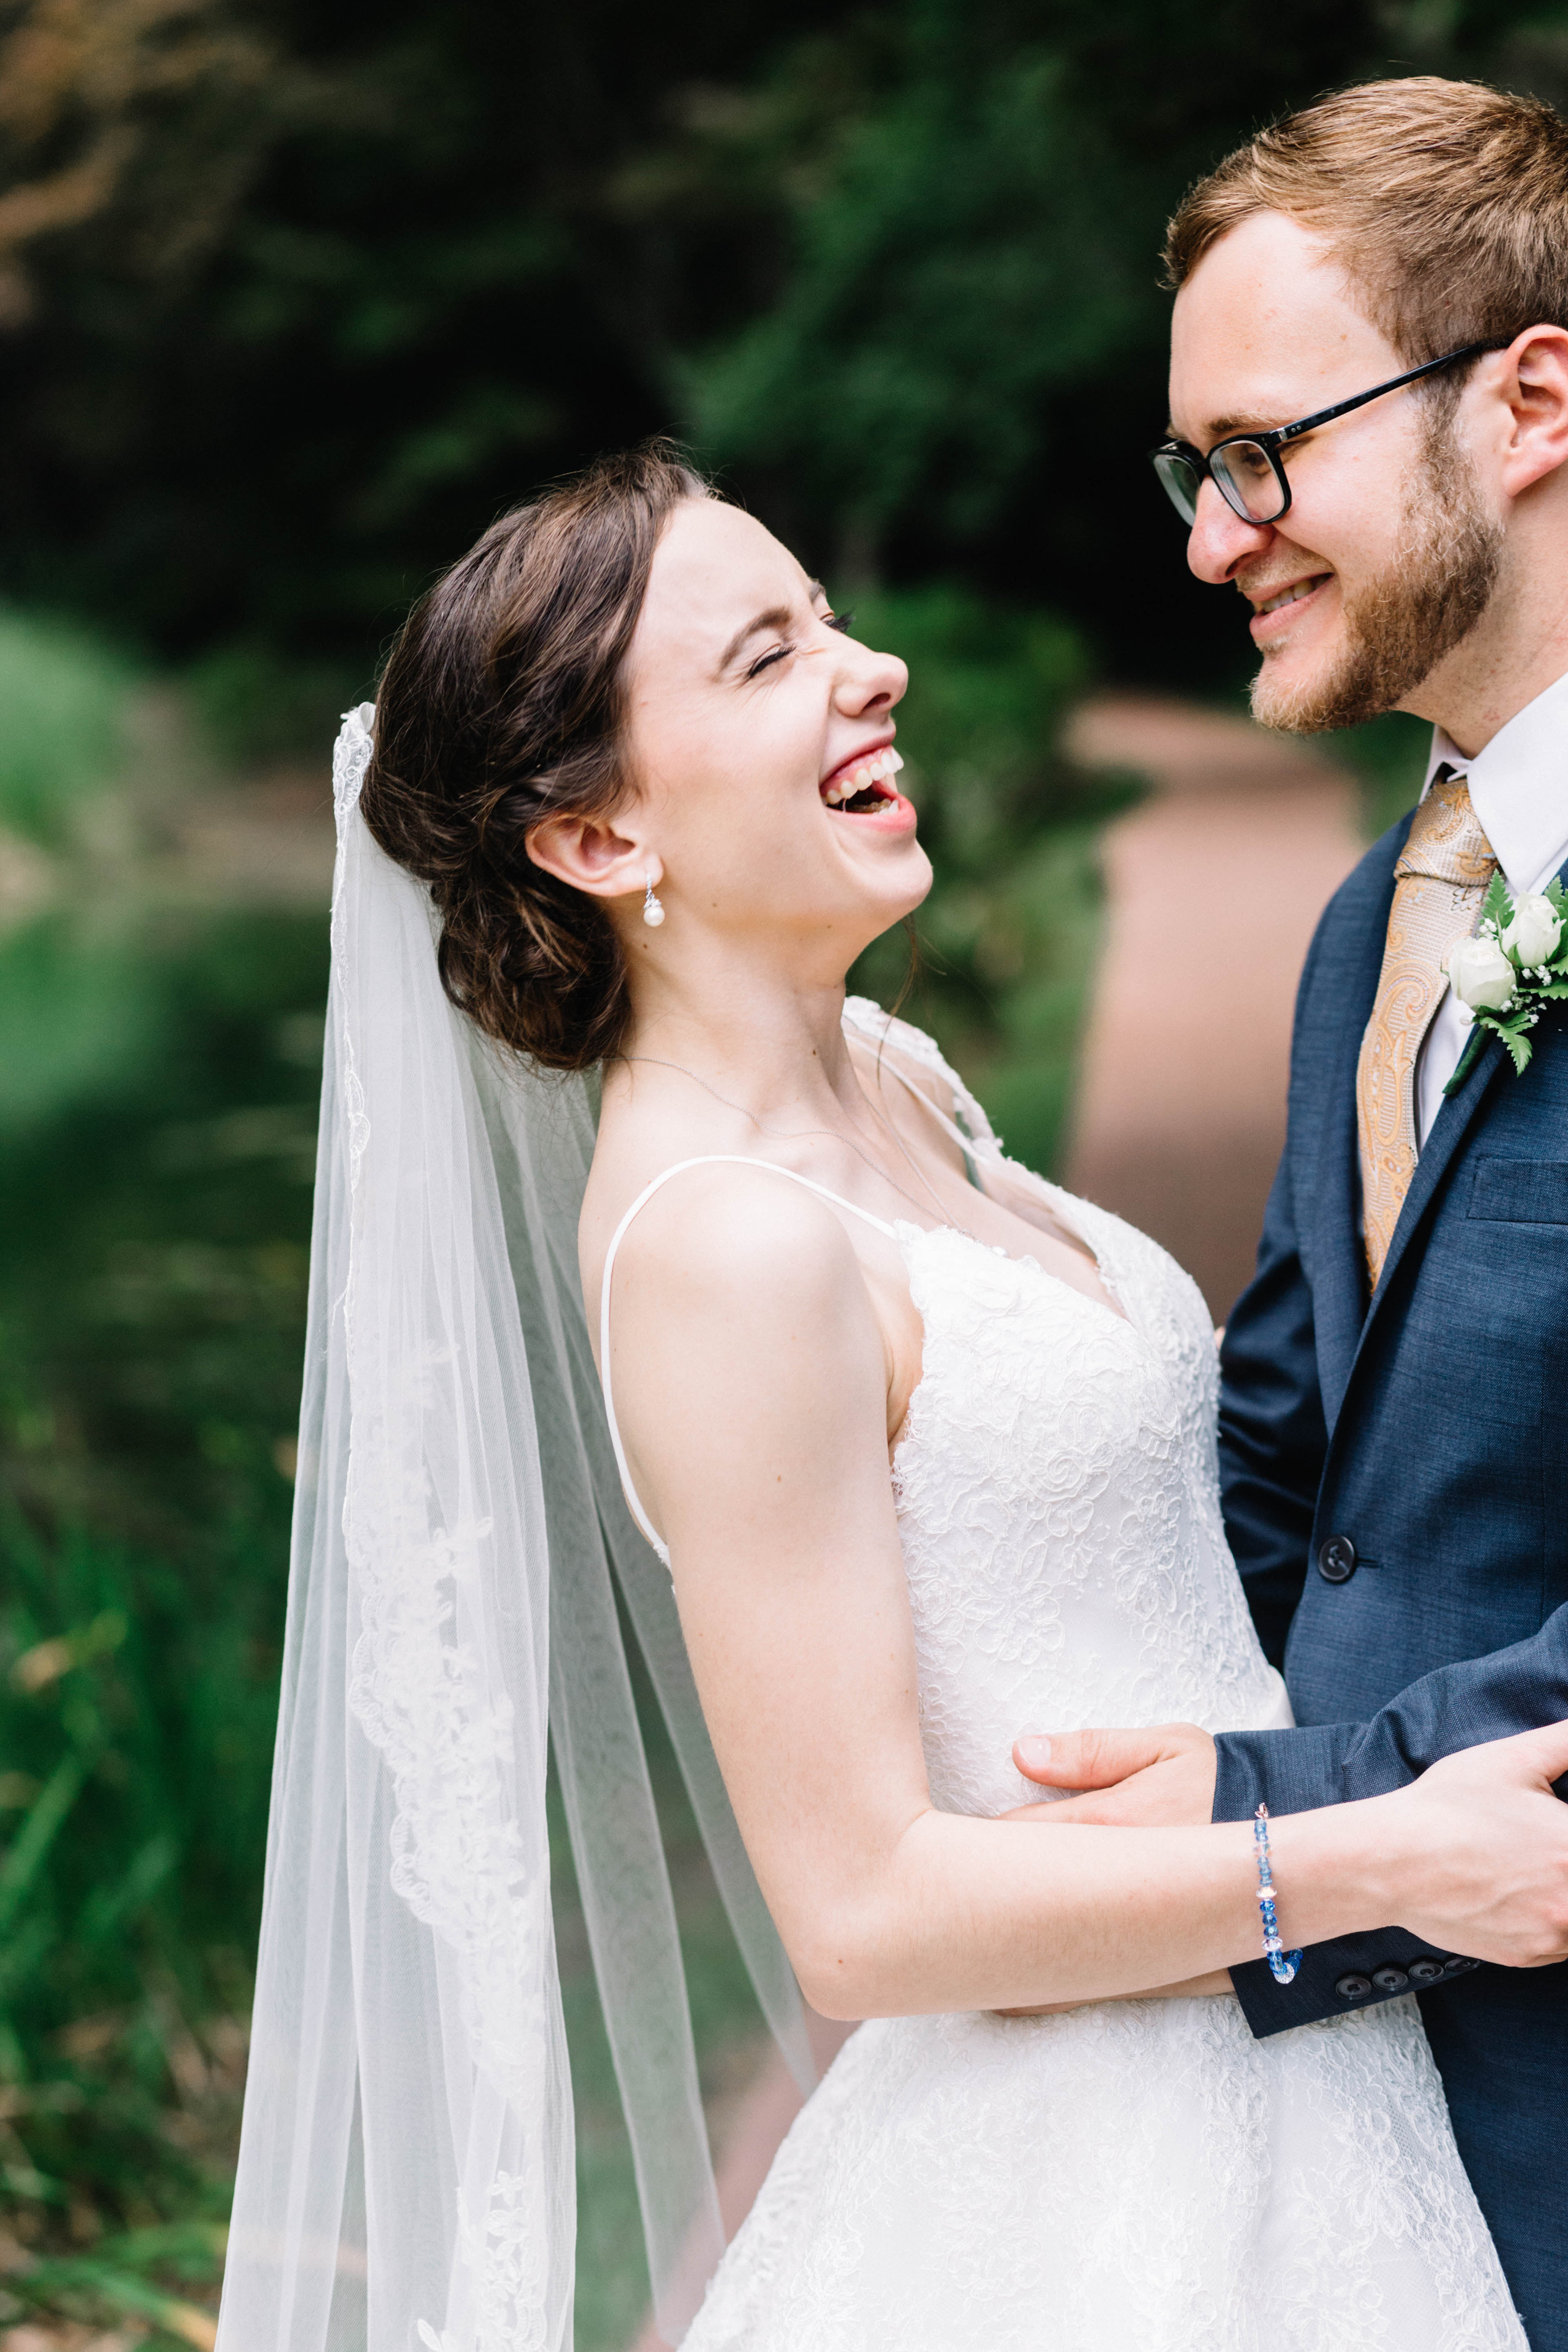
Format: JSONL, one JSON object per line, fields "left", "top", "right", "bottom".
{"left": 215, "top": 707, "right": 813, "bottom": 2352}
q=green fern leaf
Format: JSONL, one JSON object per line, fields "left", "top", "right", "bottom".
{"left": 1481, "top": 873, "right": 1514, "bottom": 931}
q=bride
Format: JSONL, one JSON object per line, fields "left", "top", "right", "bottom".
{"left": 217, "top": 444, "right": 1568, "bottom": 2352}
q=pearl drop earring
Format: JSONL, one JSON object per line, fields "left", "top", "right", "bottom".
{"left": 641, "top": 869, "right": 666, "bottom": 929}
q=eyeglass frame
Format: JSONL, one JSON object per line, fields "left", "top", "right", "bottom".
{"left": 1149, "top": 339, "right": 1511, "bottom": 528}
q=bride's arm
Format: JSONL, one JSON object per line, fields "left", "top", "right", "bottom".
{"left": 606, "top": 1169, "right": 1568, "bottom": 2020}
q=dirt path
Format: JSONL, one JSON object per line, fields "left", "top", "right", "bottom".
{"left": 1063, "top": 693, "right": 1364, "bottom": 1317}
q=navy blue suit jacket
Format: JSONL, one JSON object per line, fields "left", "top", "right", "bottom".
{"left": 1212, "top": 808, "right": 1568, "bottom": 2348}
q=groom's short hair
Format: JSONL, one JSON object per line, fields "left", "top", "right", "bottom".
{"left": 1165, "top": 77, "right": 1568, "bottom": 369}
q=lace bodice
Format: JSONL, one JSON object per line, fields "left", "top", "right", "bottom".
{"left": 846, "top": 997, "right": 1288, "bottom": 1795}
{"left": 892, "top": 1194, "right": 1286, "bottom": 1815}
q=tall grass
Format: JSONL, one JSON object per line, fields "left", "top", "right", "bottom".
{"left": 0, "top": 898, "right": 327, "bottom": 2343}
{"left": 0, "top": 1515, "right": 264, "bottom": 2342}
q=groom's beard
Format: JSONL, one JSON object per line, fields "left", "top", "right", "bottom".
{"left": 1251, "top": 417, "right": 1504, "bottom": 736}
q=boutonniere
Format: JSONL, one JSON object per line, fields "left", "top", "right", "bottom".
{"left": 1443, "top": 876, "right": 1568, "bottom": 1096}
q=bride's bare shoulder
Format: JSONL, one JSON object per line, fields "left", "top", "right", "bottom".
{"left": 584, "top": 1154, "right": 868, "bottom": 1348}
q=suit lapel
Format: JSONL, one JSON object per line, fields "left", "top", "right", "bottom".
{"left": 1313, "top": 823, "right": 1402, "bottom": 1432}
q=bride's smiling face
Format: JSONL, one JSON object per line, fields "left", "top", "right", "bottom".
{"left": 535, "top": 498, "right": 930, "bottom": 970}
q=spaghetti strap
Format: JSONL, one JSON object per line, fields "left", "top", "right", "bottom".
{"left": 597, "top": 1157, "right": 899, "bottom": 1565}
{"left": 867, "top": 1045, "right": 997, "bottom": 1180}
{"left": 842, "top": 995, "right": 1002, "bottom": 1159}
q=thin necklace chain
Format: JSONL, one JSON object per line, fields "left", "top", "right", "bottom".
{"left": 620, "top": 1052, "right": 976, "bottom": 1239}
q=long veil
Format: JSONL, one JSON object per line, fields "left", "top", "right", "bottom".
{"left": 215, "top": 707, "right": 813, "bottom": 2352}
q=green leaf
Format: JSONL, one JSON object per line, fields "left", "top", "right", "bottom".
{"left": 1547, "top": 877, "right": 1567, "bottom": 912}
{"left": 1502, "top": 1027, "right": 1534, "bottom": 1075}
{"left": 1481, "top": 873, "right": 1514, "bottom": 931}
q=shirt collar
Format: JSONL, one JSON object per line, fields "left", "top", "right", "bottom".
{"left": 1422, "top": 665, "right": 1568, "bottom": 895}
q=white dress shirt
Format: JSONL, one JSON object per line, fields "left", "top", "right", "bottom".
{"left": 1414, "top": 664, "right": 1568, "bottom": 1146}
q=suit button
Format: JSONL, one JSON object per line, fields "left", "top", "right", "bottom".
{"left": 1371, "top": 1966, "right": 1409, "bottom": 1993}
{"left": 1442, "top": 1955, "right": 1478, "bottom": 1976}
{"left": 1335, "top": 1973, "right": 1372, "bottom": 2001}
{"left": 1406, "top": 1958, "right": 1446, "bottom": 1986}
{"left": 1317, "top": 1535, "right": 1358, "bottom": 1583}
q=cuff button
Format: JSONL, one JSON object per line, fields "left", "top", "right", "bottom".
{"left": 1371, "top": 1966, "right": 1409, "bottom": 1993}
{"left": 1335, "top": 1973, "right": 1373, "bottom": 2001}
{"left": 1406, "top": 1958, "right": 1446, "bottom": 1986}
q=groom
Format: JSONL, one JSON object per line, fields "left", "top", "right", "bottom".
{"left": 1016, "top": 75, "right": 1568, "bottom": 2349}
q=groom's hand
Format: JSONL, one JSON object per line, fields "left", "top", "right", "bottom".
{"left": 1004, "top": 1722, "right": 1216, "bottom": 1826}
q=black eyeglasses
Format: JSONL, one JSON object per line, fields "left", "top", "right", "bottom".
{"left": 1150, "top": 340, "right": 1506, "bottom": 528}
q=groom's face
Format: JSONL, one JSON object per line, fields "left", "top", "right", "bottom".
{"left": 1167, "top": 210, "right": 1501, "bottom": 731}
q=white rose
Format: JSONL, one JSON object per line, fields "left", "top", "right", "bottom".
{"left": 1502, "top": 892, "right": 1563, "bottom": 967}
{"left": 1445, "top": 933, "right": 1516, "bottom": 1011}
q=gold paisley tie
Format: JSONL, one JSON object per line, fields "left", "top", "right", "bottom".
{"left": 1356, "top": 766, "right": 1498, "bottom": 1288}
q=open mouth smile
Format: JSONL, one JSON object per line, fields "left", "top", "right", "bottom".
{"left": 1247, "top": 571, "right": 1333, "bottom": 640}
{"left": 820, "top": 746, "right": 905, "bottom": 813}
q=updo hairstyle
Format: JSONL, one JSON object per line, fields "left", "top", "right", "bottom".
{"left": 360, "top": 441, "right": 710, "bottom": 1071}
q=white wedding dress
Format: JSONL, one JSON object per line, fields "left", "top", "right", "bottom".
{"left": 606, "top": 1004, "right": 1525, "bottom": 2352}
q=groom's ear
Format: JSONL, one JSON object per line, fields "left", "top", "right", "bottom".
{"left": 1494, "top": 326, "right": 1568, "bottom": 501}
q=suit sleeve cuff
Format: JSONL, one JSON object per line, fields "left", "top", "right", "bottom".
{"left": 1213, "top": 1730, "right": 1482, "bottom": 2034}
{"left": 1229, "top": 1934, "right": 1483, "bottom": 2037}
{"left": 1212, "top": 1722, "right": 1352, "bottom": 1822}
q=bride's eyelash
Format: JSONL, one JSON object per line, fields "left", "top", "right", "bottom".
{"left": 745, "top": 609, "right": 853, "bottom": 681}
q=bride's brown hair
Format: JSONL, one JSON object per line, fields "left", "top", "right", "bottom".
{"left": 361, "top": 441, "right": 710, "bottom": 1072}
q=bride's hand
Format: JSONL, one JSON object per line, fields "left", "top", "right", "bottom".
{"left": 1004, "top": 1722, "right": 1217, "bottom": 1826}
{"left": 1374, "top": 1719, "right": 1568, "bottom": 1967}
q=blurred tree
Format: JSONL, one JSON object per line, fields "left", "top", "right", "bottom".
{"left": 686, "top": 36, "right": 1152, "bottom": 573}
{"left": 842, "top": 581, "right": 1129, "bottom": 1173}
{"left": 0, "top": 0, "right": 282, "bottom": 328}
{"left": 681, "top": 0, "right": 1568, "bottom": 659}
{"left": 0, "top": 0, "right": 853, "bottom": 657}
{"left": 2, "top": 0, "right": 1567, "bottom": 676}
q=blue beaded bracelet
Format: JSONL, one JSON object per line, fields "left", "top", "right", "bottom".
{"left": 1253, "top": 1804, "right": 1303, "bottom": 1986}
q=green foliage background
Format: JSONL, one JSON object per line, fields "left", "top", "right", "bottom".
{"left": 0, "top": 0, "right": 1554, "bottom": 2339}
{"left": 4, "top": 0, "right": 1567, "bottom": 690}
